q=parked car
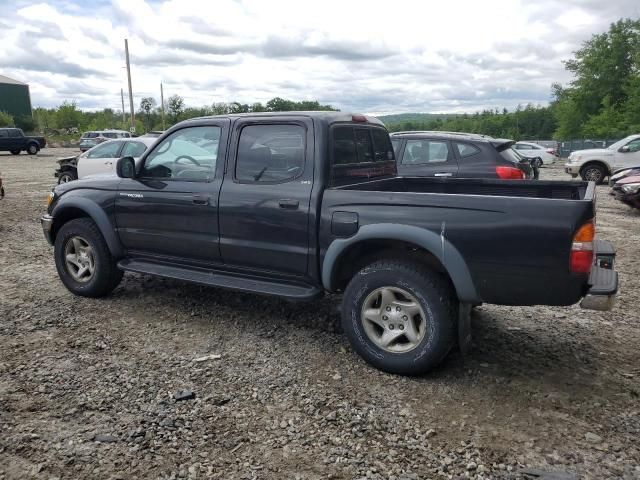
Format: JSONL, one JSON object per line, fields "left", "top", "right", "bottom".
{"left": 0, "top": 127, "right": 46, "bottom": 155}
{"left": 390, "top": 132, "right": 533, "bottom": 179}
{"left": 513, "top": 142, "right": 557, "bottom": 166}
{"left": 609, "top": 166, "right": 640, "bottom": 186}
{"left": 41, "top": 112, "right": 618, "bottom": 376}
{"left": 79, "top": 130, "right": 132, "bottom": 152}
{"left": 565, "top": 134, "right": 640, "bottom": 184}
{"left": 611, "top": 174, "right": 640, "bottom": 209}
{"left": 56, "top": 137, "right": 157, "bottom": 183}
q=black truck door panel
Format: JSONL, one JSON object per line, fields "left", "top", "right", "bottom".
{"left": 218, "top": 118, "right": 314, "bottom": 276}
{"left": 115, "top": 121, "right": 229, "bottom": 263}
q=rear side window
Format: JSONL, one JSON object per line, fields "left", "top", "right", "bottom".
{"left": 235, "top": 124, "right": 305, "bottom": 183}
{"left": 8, "top": 129, "right": 21, "bottom": 138}
{"left": 402, "top": 140, "right": 450, "bottom": 164}
{"left": 456, "top": 142, "right": 480, "bottom": 158}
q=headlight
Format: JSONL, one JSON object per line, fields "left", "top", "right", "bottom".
{"left": 621, "top": 183, "right": 640, "bottom": 193}
{"left": 46, "top": 191, "right": 55, "bottom": 207}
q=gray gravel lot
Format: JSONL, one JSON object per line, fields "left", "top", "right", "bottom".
{"left": 0, "top": 148, "right": 639, "bottom": 479}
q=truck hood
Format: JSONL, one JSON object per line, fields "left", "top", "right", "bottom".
{"left": 571, "top": 148, "right": 613, "bottom": 157}
{"left": 56, "top": 155, "right": 78, "bottom": 165}
{"left": 53, "top": 175, "right": 119, "bottom": 196}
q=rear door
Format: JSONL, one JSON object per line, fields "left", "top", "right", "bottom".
{"left": 218, "top": 118, "right": 313, "bottom": 276}
{"left": 398, "top": 138, "right": 458, "bottom": 177}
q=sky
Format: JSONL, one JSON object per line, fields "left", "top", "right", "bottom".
{"left": 0, "top": 0, "right": 638, "bottom": 115}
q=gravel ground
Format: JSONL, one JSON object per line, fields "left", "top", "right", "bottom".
{"left": 0, "top": 148, "right": 639, "bottom": 480}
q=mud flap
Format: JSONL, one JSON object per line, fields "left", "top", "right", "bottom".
{"left": 458, "top": 302, "right": 472, "bottom": 355}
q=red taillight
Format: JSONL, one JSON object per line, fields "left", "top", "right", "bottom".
{"left": 352, "top": 114, "right": 367, "bottom": 122}
{"left": 495, "top": 166, "right": 525, "bottom": 179}
{"left": 570, "top": 220, "right": 595, "bottom": 273}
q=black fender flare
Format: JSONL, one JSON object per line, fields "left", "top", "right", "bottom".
{"left": 51, "top": 196, "right": 124, "bottom": 258}
{"left": 321, "top": 223, "right": 479, "bottom": 303}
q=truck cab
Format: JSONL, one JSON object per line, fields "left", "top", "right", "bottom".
{"left": 565, "top": 134, "right": 640, "bottom": 184}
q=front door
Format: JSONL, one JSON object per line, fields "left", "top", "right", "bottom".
{"left": 397, "top": 138, "right": 458, "bottom": 177}
{"left": 218, "top": 118, "right": 313, "bottom": 276}
{"left": 115, "top": 122, "right": 228, "bottom": 265}
{"left": 614, "top": 137, "right": 640, "bottom": 169}
{"left": 77, "top": 140, "right": 124, "bottom": 178}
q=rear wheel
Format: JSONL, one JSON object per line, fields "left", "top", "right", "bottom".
{"left": 58, "top": 170, "right": 77, "bottom": 184}
{"left": 581, "top": 164, "right": 606, "bottom": 184}
{"left": 10, "top": 150, "right": 20, "bottom": 155}
{"left": 341, "top": 260, "right": 456, "bottom": 375}
{"left": 26, "top": 143, "right": 38, "bottom": 155}
{"left": 54, "top": 218, "right": 123, "bottom": 297}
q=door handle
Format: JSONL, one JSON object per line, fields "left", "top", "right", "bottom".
{"left": 105, "top": 161, "right": 113, "bottom": 165}
{"left": 192, "top": 194, "right": 210, "bottom": 205}
{"left": 278, "top": 199, "right": 299, "bottom": 209}
{"left": 434, "top": 172, "right": 453, "bottom": 177}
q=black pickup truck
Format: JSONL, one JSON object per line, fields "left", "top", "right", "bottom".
{"left": 0, "top": 127, "right": 46, "bottom": 154}
{"left": 41, "top": 112, "right": 618, "bottom": 375}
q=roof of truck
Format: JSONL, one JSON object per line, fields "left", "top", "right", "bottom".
{"left": 187, "top": 111, "right": 385, "bottom": 126}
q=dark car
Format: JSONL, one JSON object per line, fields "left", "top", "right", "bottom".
{"left": 611, "top": 174, "right": 640, "bottom": 209}
{"left": 390, "top": 132, "right": 533, "bottom": 179}
{"left": 41, "top": 112, "right": 617, "bottom": 376}
{"left": 0, "top": 128, "right": 46, "bottom": 155}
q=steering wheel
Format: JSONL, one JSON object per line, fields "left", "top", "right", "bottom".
{"left": 175, "top": 155, "right": 200, "bottom": 166}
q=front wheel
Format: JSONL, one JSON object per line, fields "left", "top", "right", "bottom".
{"left": 58, "top": 170, "right": 77, "bottom": 184}
{"left": 341, "top": 260, "right": 456, "bottom": 375}
{"left": 581, "top": 164, "right": 606, "bottom": 184}
{"left": 54, "top": 218, "right": 123, "bottom": 297}
{"left": 27, "top": 144, "right": 38, "bottom": 155}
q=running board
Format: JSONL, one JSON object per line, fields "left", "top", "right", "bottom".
{"left": 118, "top": 259, "right": 323, "bottom": 301}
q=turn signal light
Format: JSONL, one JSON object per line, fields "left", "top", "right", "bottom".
{"left": 570, "top": 220, "right": 595, "bottom": 273}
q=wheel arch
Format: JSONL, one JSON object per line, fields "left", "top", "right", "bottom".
{"left": 322, "top": 224, "right": 479, "bottom": 303}
{"left": 51, "top": 197, "right": 124, "bottom": 258}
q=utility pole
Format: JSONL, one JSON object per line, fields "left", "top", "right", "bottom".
{"left": 160, "top": 82, "right": 166, "bottom": 130}
{"left": 120, "top": 88, "right": 126, "bottom": 125}
{"left": 124, "top": 39, "right": 135, "bottom": 133}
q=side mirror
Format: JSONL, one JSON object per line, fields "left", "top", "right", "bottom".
{"left": 116, "top": 156, "right": 136, "bottom": 178}
{"left": 619, "top": 146, "right": 630, "bottom": 153}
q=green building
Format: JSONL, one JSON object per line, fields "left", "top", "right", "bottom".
{"left": 0, "top": 74, "right": 33, "bottom": 119}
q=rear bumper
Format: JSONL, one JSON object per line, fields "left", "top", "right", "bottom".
{"left": 41, "top": 214, "right": 54, "bottom": 245}
{"left": 580, "top": 240, "right": 618, "bottom": 311}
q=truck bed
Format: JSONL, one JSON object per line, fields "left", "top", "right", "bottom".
{"left": 336, "top": 177, "right": 593, "bottom": 201}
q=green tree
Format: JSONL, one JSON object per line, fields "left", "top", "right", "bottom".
{"left": 55, "top": 101, "right": 82, "bottom": 130}
{"left": 167, "top": 95, "right": 184, "bottom": 122}
{"left": 0, "top": 111, "right": 15, "bottom": 127}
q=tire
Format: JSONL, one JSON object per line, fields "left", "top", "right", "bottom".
{"left": 341, "top": 260, "right": 456, "bottom": 375}
{"left": 54, "top": 218, "right": 123, "bottom": 297}
{"left": 10, "top": 150, "right": 20, "bottom": 155}
{"left": 26, "top": 143, "right": 38, "bottom": 155}
{"left": 58, "top": 170, "right": 77, "bottom": 184}
{"left": 532, "top": 158, "right": 543, "bottom": 169}
{"left": 580, "top": 164, "right": 606, "bottom": 184}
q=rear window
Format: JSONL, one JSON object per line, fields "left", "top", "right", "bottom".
{"left": 331, "top": 125, "right": 396, "bottom": 186}
{"left": 500, "top": 148, "right": 525, "bottom": 164}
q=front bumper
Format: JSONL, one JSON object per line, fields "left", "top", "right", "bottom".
{"left": 565, "top": 163, "right": 580, "bottom": 176}
{"left": 41, "top": 214, "right": 54, "bottom": 245}
{"left": 580, "top": 240, "right": 618, "bottom": 311}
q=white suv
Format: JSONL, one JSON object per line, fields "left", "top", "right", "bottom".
{"left": 565, "top": 134, "right": 640, "bottom": 184}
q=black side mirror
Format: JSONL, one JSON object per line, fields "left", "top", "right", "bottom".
{"left": 619, "top": 146, "right": 630, "bottom": 153}
{"left": 116, "top": 156, "right": 136, "bottom": 178}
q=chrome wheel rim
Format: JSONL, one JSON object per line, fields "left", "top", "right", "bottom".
{"left": 584, "top": 168, "right": 602, "bottom": 182}
{"left": 361, "top": 287, "right": 427, "bottom": 353}
{"left": 60, "top": 174, "right": 72, "bottom": 183}
{"left": 64, "top": 236, "right": 95, "bottom": 282}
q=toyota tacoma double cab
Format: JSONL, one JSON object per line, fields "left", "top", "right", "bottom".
{"left": 41, "top": 112, "right": 618, "bottom": 375}
{"left": 0, "top": 127, "right": 46, "bottom": 155}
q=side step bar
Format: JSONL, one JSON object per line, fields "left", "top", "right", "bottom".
{"left": 118, "top": 259, "right": 324, "bottom": 302}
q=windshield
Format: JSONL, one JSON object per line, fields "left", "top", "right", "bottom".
{"left": 608, "top": 135, "right": 638, "bottom": 150}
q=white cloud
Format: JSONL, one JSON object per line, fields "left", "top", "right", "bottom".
{"left": 0, "top": 0, "right": 636, "bottom": 114}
